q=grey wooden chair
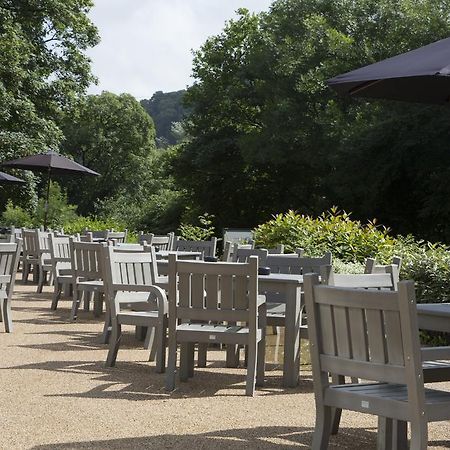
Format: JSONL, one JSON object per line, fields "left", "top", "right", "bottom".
{"left": 102, "top": 244, "right": 168, "bottom": 372}
{"left": 36, "top": 230, "right": 53, "bottom": 293}
{"left": 221, "top": 241, "right": 254, "bottom": 262}
{"left": 304, "top": 274, "right": 450, "bottom": 450}
{"left": 21, "top": 229, "right": 39, "bottom": 282}
{"left": 79, "top": 232, "right": 93, "bottom": 242}
{"left": 267, "top": 244, "right": 285, "bottom": 254}
{"left": 49, "top": 234, "right": 73, "bottom": 310}
{"left": 365, "top": 256, "right": 403, "bottom": 274}
{"left": 321, "top": 264, "right": 399, "bottom": 291}
{"left": 107, "top": 229, "right": 127, "bottom": 244}
{"left": 70, "top": 240, "right": 105, "bottom": 321}
{"left": 0, "top": 241, "right": 22, "bottom": 332}
{"left": 231, "top": 247, "right": 269, "bottom": 265}
{"left": 139, "top": 232, "right": 174, "bottom": 250}
{"left": 173, "top": 237, "right": 217, "bottom": 259}
{"left": 165, "top": 255, "right": 266, "bottom": 396}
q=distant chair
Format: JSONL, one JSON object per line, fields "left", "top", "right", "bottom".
{"left": 231, "top": 246, "right": 269, "bottom": 266}
{"left": 102, "top": 245, "right": 168, "bottom": 372}
{"left": 173, "top": 237, "right": 217, "bottom": 259}
{"left": 36, "top": 230, "right": 53, "bottom": 293}
{"left": 70, "top": 240, "right": 105, "bottom": 322}
{"left": 221, "top": 241, "right": 255, "bottom": 262}
{"left": 21, "top": 229, "right": 39, "bottom": 282}
{"left": 139, "top": 232, "right": 174, "bottom": 250}
{"left": 0, "top": 241, "right": 22, "bottom": 332}
{"left": 107, "top": 230, "right": 127, "bottom": 244}
{"left": 365, "top": 256, "right": 402, "bottom": 274}
{"left": 304, "top": 274, "right": 450, "bottom": 449}
{"left": 165, "top": 255, "right": 266, "bottom": 396}
{"left": 267, "top": 244, "right": 285, "bottom": 254}
{"left": 49, "top": 235, "right": 73, "bottom": 310}
{"left": 79, "top": 232, "right": 93, "bottom": 242}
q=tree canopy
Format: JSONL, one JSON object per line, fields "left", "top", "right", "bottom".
{"left": 173, "top": 0, "right": 450, "bottom": 240}
{"left": 61, "top": 92, "right": 157, "bottom": 215}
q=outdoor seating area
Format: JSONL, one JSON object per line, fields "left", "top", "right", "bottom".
{"left": 0, "top": 227, "right": 449, "bottom": 449}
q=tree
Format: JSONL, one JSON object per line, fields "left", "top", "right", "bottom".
{"left": 0, "top": 0, "right": 99, "bottom": 157}
{"left": 173, "top": 1, "right": 450, "bottom": 239}
{"left": 61, "top": 92, "right": 157, "bottom": 215}
{"left": 0, "top": 0, "right": 99, "bottom": 210}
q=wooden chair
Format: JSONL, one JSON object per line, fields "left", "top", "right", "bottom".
{"left": 36, "top": 230, "right": 53, "bottom": 293}
{"left": 79, "top": 232, "right": 93, "bottom": 242}
{"left": 321, "top": 264, "right": 399, "bottom": 291}
{"left": 0, "top": 241, "right": 22, "bottom": 332}
{"left": 49, "top": 235, "right": 73, "bottom": 310}
{"left": 21, "top": 229, "right": 39, "bottom": 282}
{"left": 108, "top": 230, "right": 127, "bottom": 244}
{"left": 173, "top": 237, "right": 217, "bottom": 259}
{"left": 139, "top": 232, "right": 174, "bottom": 250}
{"left": 365, "top": 256, "right": 402, "bottom": 274}
{"left": 304, "top": 274, "right": 450, "bottom": 450}
{"left": 70, "top": 240, "right": 105, "bottom": 321}
{"left": 267, "top": 244, "right": 285, "bottom": 254}
{"left": 165, "top": 255, "right": 266, "bottom": 396}
{"left": 221, "top": 241, "right": 254, "bottom": 262}
{"left": 102, "top": 244, "right": 168, "bottom": 372}
{"left": 231, "top": 246, "right": 269, "bottom": 265}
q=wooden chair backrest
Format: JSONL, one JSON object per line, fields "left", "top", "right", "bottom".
{"left": 266, "top": 252, "right": 331, "bottom": 275}
{"left": 322, "top": 264, "right": 399, "bottom": 291}
{"left": 222, "top": 241, "right": 255, "bottom": 262}
{"left": 79, "top": 232, "right": 93, "bottom": 242}
{"left": 49, "top": 235, "right": 71, "bottom": 276}
{"left": 22, "top": 229, "right": 39, "bottom": 258}
{"left": 168, "top": 254, "right": 259, "bottom": 326}
{"left": 102, "top": 245, "right": 159, "bottom": 317}
{"left": 108, "top": 230, "right": 127, "bottom": 243}
{"left": 140, "top": 232, "right": 174, "bottom": 250}
{"left": 87, "top": 230, "right": 108, "bottom": 240}
{"left": 0, "top": 242, "right": 21, "bottom": 289}
{"left": 365, "top": 256, "right": 402, "bottom": 274}
{"left": 303, "top": 275, "right": 424, "bottom": 398}
{"left": 267, "top": 244, "right": 285, "bottom": 254}
{"left": 174, "top": 237, "right": 217, "bottom": 258}
{"left": 70, "top": 240, "right": 105, "bottom": 280}
{"left": 231, "top": 247, "right": 268, "bottom": 266}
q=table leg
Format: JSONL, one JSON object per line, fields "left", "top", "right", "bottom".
{"left": 378, "top": 417, "right": 408, "bottom": 449}
{"left": 283, "top": 285, "right": 301, "bottom": 387}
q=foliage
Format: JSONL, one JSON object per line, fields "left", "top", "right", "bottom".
{"left": 140, "top": 90, "right": 189, "bottom": 147}
{"left": 34, "top": 182, "right": 78, "bottom": 229}
{"left": 62, "top": 216, "right": 127, "bottom": 235}
{"left": 1, "top": 201, "right": 33, "bottom": 228}
{"left": 178, "top": 213, "right": 215, "bottom": 241}
{"left": 254, "top": 209, "right": 395, "bottom": 262}
{"left": 254, "top": 209, "right": 450, "bottom": 308}
{"left": 173, "top": 0, "right": 450, "bottom": 238}
{"left": 0, "top": 0, "right": 99, "bottom": 211}
{"left": 60, "top": 92, "right": 157, "bottom": 215}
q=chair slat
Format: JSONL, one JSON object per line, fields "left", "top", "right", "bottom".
{"left": 384, "top": 310, "right": 405, "bottom": 366}
{"left": 348, "top": 307, "right": 369, "bottom": 361}
{"left": 366, "top": 309, "right": 387, "bottom": 363}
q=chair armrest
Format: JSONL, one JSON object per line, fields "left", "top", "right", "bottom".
{"left": 421, "top": 346, "right": 450, "bottom": 361}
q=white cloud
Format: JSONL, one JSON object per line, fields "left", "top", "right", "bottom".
{"left": 86, "top": 0, "right": 273, "bottom": 99}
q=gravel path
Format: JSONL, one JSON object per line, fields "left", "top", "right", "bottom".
{"left": 0, "top": 281, "right": 449, "bottom": 449}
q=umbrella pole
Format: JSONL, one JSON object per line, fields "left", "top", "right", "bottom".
{"left": 44, "top": 168, "right": 51, "bottom": 230}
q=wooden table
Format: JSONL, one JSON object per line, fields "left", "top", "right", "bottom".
{"left": 258, "top": 273, "right": 304, "bottom": 387}
{"left": 417, "top": 303, "right": 450, "bottom": 332}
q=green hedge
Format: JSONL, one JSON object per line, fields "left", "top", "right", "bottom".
{"left": 254, "top": 209, "right": 450, "bottom": 305}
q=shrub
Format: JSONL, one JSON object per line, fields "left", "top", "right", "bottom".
{"left": 178, "top": 213, "right": 215, "bottom": 241}
{"left": 254, "top": 209, "right": 450, "bottom": 309}
{"left": 1, "top": 201, "right": 33, "bottom": 228}
{"left": 62, "top": 216, "right": 127, "bottom": 235}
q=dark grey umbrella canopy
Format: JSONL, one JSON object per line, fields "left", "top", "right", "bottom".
{"left": 328, "top": 36, "right": 450, "bottom": 104}
{"left": 0, "top": 171, "right": 25, "bottom": 183}
{"left": 2, "top": 150, "right": 100, "bottom": 176}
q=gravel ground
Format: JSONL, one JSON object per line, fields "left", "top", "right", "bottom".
{"left": 0, "top": 281, "right": 449, "bottom": 449}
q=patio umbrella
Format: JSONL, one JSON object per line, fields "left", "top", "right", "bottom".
{"left": 2, "top": 151, "right": 100, "bottom": 228}
{"left": 327, "top": 36, "right": 450, "bottom": 104}
{"left": 0, "top": 172, "right": 25, "bottom": 184}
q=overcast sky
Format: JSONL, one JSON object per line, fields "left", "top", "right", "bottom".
{"left": 86, "top": 0, "right": 273, "bottom": 100}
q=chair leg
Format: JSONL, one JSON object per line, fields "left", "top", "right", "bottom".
{"left": 70, "top": 289, "right": 81, "bottom": 321}
{"left": 154, "top": 319, "right": 167, "bottom": 373}
{"left": 22, "top": 261, "right": 30, "bottom": 282}
{"left": 226, "top": 344, "right": 240, "bottom": 367}
{"left": 197, "top": 343, "right": 207, "bottom": 367}
{"left": 377, "top": 418, "right": 408, "bottom": 450}
{"left": 101, "top": 307, "right": 111, "bottom": 344}
{"left": 37, "top": 265, "right": 45, "bottom": 293}
{"left": 180, "top": 343, "right": 191, "bottom": 382}
{"left": 256, "top": 310, "right": 266, "bottom": 387}
{"left": 84, "top": 291, "right": 93, "bottom": 311}
{"left": 409, "top": 420, "right": 427, "bottom": 450}
{"left": 312, "top": 405, "right": 333, "bottom": 450}
{"left": 93, "top": 292, "right": 103, "bottom": 317}
{"left": 245, "top": 341, "right": 257, "bottom": 396}
{"left": 144, "top": 326, "right": 156, "bottom": 359}
{"left": 2, "top": 298, "right": 13, "bottom": 333}
{"left": 105, "top": 322, "right": 121, "bottom": 367}
{"left": 330, "top": 374, "right": 345, "bottom": 434}
{"left": 165, "top": 332, "right": 177, "bottom": 391}
{"left": 51, "top": 282, "right": 62, "bottom": 310}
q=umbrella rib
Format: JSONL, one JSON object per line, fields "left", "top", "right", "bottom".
{"left": 349, "top": 79, "right": 383, "bottom": 95}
